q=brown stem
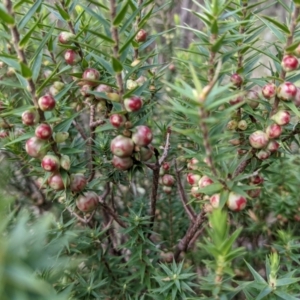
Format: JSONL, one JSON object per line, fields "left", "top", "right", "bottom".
{"left": 72, "top": 120, "right": 87, "bottom": 140}
{"left": 237, "top": 1, "right": 247, "bottom": 70}
{"left": 174, "top": 160, "right": 196, "bottom": 221}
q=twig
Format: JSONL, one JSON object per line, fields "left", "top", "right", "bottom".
{"left": 67, "top": 207, "right": 95, "bottom": 226}
{"left": 72, "top": 120, "right": 87, "bottom": 140}
{"left": 174, "top": 210, "right": 206, "bottom": 262}
{"left": 174, "top": 160, "right": 196, "bottom": 221}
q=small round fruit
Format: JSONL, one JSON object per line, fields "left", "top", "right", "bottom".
{"left": 162, "top": 174, "right": 175, "bottom": 186}
{"left": 229, "top": 94, "right": 244, "bottom": 105}
{"left": 271, "top": 110, "right": 291, "bottom": 125}
{"left": 70, "top": 173, "right": 87, "bottom": 193}
{"left": 162, "top": 162, "right": 170, "bottom": 171}
{"left": 131, "top": 125, "right": 153, "bottom": 146}
{"left": 124, "top": 96, "right": 143, "bottom": 112}
{"left": 110, "top": 135, "right": 134, "bottom": 157}
{"left": 191, "top": 186, "right": 202, "bottom": 198}
{"left": 80, "top": 84, "right": 92, "bottom": 97}
{"left": 281, "top": 55, "right": 299, "bottom": 72}
{"left": 25, "top": 137, "right": 49, "bottom": 158}
{"left": 41, "top": 154, "right": 60, "bottom": 172}
{"left": 247, "top": 188, "right": 261, "bottom": 198}
{"left": 60, "top": 154, "right": 71, "bottom": 170}
{"left": 76, "top": 192, "right": 99, "bottom": 212}
{"left": 54, "top": 132, "right": 69, "bottom": 143}
{"left": 187, "top": 173, "right": 201, "bottom": 186}
{"left": 35, "top": 123, "right": 52, "bottom": 140}
{"left": 38, "top": 94, "right": 56, "bottom": 111}
{"left": 64, "top": 49, "right": 80, "bottom": 65}
{"left": 277, "top": 82, "right": 297, "bottom": 101}
{"left": 256, "top": 149, "right": 271, "bottom": 160}
{"left": 95, "top": 84, "right": 112, "bottom": 100}
{"left": 109, "top": 114, "right": 126, "bottom": 128}
{"left": 187, "top": 158, "right": 199, "bottom": 170}
{"left": 162, "top": 185, "right": 172, "bottom": 194}
{"left": 58, "top": 32, "right": 75, "bottom": 44}
{"left": 0, "top": 130, "right": 9, "bottom": 138}
{"left": 246, "top": 90, "right": 259, "bottom": 109}
{"left": 82, "top": 68, "right": 100, "bottom": 85}
{"left": 48, "top": 173, "right": 68, "bottom": 190}
{"left": 227, "top": 192, "right": 247, "bottom": 211}
{"left": 249, "top": 130, "right": 269, "bottom": 149}
{"left": 112, "top": 155, "right": 133, "bottom": 170}
{"left": 22, "top": 110, "right": 39, "bottom": 126}
{"left": 135, "top": 29, "right": 147, "bottom": 42}
{"left": 266, "top": 124, "right": 282, "bottom": 139}
{"left": 198, "top": 175, "right": 213, "bottom": 188}
{"left": 139, "top": 146, "right": 154, "bottom": 161}
{"left": 227, "top": 120, "right": 238, "bottom": 130}
{"left": 262, "top": 83, "right": 276, "bottom": 99}
{"left": 238, "top": 120, "right": 247, "bottom": 130}
{"left": 230, "top": 73, "right": 243, "bottom": 87}
{"left": 210, "top": 193, "right": 220, "bottom": 208}
{"left": 250, "top": 175, "right": 264, "bottom": 185}
{"left": 267, "top": 140, "right": 280, "bottom": 152}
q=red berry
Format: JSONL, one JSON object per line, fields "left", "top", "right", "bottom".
{"left": 131, "top": 125, "right": 153, "bottom": 146}
{"left": 277, "top": 82, "right": 297, "bottom": 101}
{"left": 135, "top": 29, "right": 147, "bottom": 42}
{"left": 48, "top": 173, "right": 68, "bottom": 190}
{"left": 64, "top": 49, "right": 80, "bottom": 65}
{"left": 210, "top": 193, "right": 220, "bottom": 208}
{"left": 198, "top": 175, "right": 213, "bottom": 188}
{"left": 267, "top": 140, "right": 280, "bottom": 152}
{"left": 162, "top": 174, "right": 175, "bottom": 186}
{"left": 262, "top": 83, "right": 276, "bottom": 99}
{"left": 58, "top": 32, "right": 75, "bottom": 44}
{"left": 187, "top": 173, "right": 201, "bottom": 186}
{"left": 281, "top": 55, "right": 299, "bottom": 72}
{"left": 250, "top": 175, "right": 264, "bottom": 185}
{"left": 256, "top": 149, "right": 271, "bottom": 160}
{"left": 41, "top": 155, "right": 60, "bottom": 172}
{"left": 124, "top": 96, "right": 143, "bottom": 112}
{"left": 230, "top": 73, "right": 243, "bottom": 87}
{"left": 35, "top": 123, "right": 52, "bottom": 140}
{"left": 82, "top": 68, "right": 100, "bottom": 85}
{"left": 70, "top": 173, "right": 87, "bottom": 193}
{"left": 25, "top": 137, "right": 49, "bottom": 158}
{"left": 249, "top": 130, "right": 269, "bottom": 149}
{"left": 110, "top": 135, "right": 134, "bottom": 157}
{"left": 38, "top": 94, "right": 56, "bottom": 111}
{"left": 22, "top": 110, "right": 39, "bottom": 126}
{"left": 76, "top": 192, "right": 98, "bottom": 212}
{"left": 266, "top": 124, "right": 282, "bottom": 139}
{"left": 271, "top": 110, "right": 290, "bottom": 125}
{"left": 112, "top": 155, "right": 133, "bottom": 170}
{"left": 162, "top": 162, "right": 170, "bottom": 171}
{"left": 227, "top": 192, "right": 247, "bottom": 211}
{"left": 109, "top": 114, "right": 126, "bottom": 128}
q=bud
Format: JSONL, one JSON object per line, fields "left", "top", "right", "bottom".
{"left": 187, "top": 173, "right": 201, "bottom": 186}
{"left": 64, "top": 49, "right": 80, "bottom": 65}
{"left": 60, "top": 155, "right": 71, "bottom": 170}
{"left": 22, "top": 110, "right": 39, "bottom": 126}
{"left": 246, "top": 90, "right": 260, "bottom": 109}
{"left": 187, "top": 158, "right": 199, "bottom": 170}
{"left": 110, "top": 135, "right": 134, "bottom": 157}
{"left": 126, "top": 79, "right": 138, "bottom": 90}
{"left": 48, "top": 173, "right": 68, "bottom": 190}
{"left": 191, "top": 186, "right": 202, "bottom": 198}
{"left": 227, "top": 120, "right": 238, "bottom": 130}
{"left": 0, "top": 130, "right": 9, "bottom": 138}
{"left": 131, "top": 59, "right": 141, "bottom": 67}
{"left": 112, "top": 155, "right": 133, "bottom": 170}
{"left": 82, "top": 68, "right": 100, "bottom": 86}
{"left": 106, "top": 92, "right": 120, "bottom": 102}
{"left": 135, "top": 29, "right": 147, "bottom": 42}
{"left": 229, "top": 93, "right": 244, "bottom": 105}
{"left": 25, "top": 137, "right": 49, "bottom": 158}
{"left": 124, "top": 96, "right": 143, "bottom": 112}
{"left": 277, "top": 82, "right": 297, "bottom": 101}
{"left": 38, "top": 94, "right": 56, "bottom": 111}
{"left": 262, "top": 83, "right": 276, "bottom": 99}
{"left": 266, "top": 124, "right": 282, "bottom": 139}
{"left": 80, "top": 84, "right": 92, "bottom": 97}
{"left": 256, "top": 149, "right": 271, "bottom": 160}
{"left": 198, "top": 175, "right": 213, "bottom": 188}
{"left": 162, "top": 174, "right": 175, "bottom": 186}
{"left": 271, "top": 110, "right": 290, "bottom": 125}
{"left": 131, "top": 125, "right": 153, "bottom": 147}
{"left": 227, "top": 192, "right": 247, "bottom": 211}
{"left": 95, "top": 84, "right": 112, "bottom": 100}
{"left": 238, "top": 120, "right": 247, "bottom": 130}
{"left": 54, "top": 132, "right": 69, "bottom": 143}
{"left": 58, "top": 32, "right": 75, "bottom": 44}
{"left": 250, "top": 174, "right": 264, "bottom": 185}
{"left": 139, "top": 145, "right": 154, "bottom": 161}
{"left": 35, "top": 123, "right": 52, "bottom": 140}
{"left": 70, "top": 173, "right": 87, "bottom": 193}
{"left": 267, "top": 140, "right": 280, "bottom": 152}
{"left": 76, "top": 192, "right": 99, "bottom": 212}
{"left": 162, "top": 185, "right": 172, "bottom": 194}
{"left": 281, "top": 54, "right": 299, "bottom": 72}
{"left": 210, "top": 193, "right": 220, "bottom": 208}
{"left": 249, "top": 130, "right": 269, "bottom": 149}
{"left": 230, "top": 73, "right": 243, "bottom": 87}
{"left": 109, "top": 114, "right": 126, "bottom": 128}
{"left": 41, "top": 155, "right": 60, "bottom": 172}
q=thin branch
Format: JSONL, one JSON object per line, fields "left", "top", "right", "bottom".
{"left": 158, "top": 127, "right": 171, "bottom": 165}
{"left": 174, "top": 160, "right": 196, "bottom": 222}
{"left": 72, "top": 120, "right": 87, "bottom": 140}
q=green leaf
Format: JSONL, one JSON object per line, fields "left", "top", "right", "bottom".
{"left": 261, "top": 15, "right": 290, "bottom": 34}
{"left": 18, "top": 0, "right": 42, "bottom": 30}
{"left": 87, "top": 29, "right": 114, "bottom": 44}
{"left": 211, "top": 33, "right": 226, "bottom": 52}
{"left": 0, "top": 8, "right": 15, "bottom": 25}
{"left": 31, "top": 48, "right": 43, "bottom": 82}
{"left": 53, "top": 112, "right": 81, "bottom": 132}
{"left": 19, "top": 62, "right": 32, "bottom": 78}
{"left": 113, "top": 1, "right": 129, "bottom": 26}
{"left": 55, "top": 4, "right": 70, "bottom": 21}
{"left": 211, "top": 19, "right": 218, "bottom": 34}
{"left": 19, "top": 18, "right": 40, "bottom": 48}
{"left": 111, "top": 57, "right": 123, "bottom": 73}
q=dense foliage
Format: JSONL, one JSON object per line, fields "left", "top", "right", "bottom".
{"left": 1, "top": 0, "right": 300, "bottom": 299}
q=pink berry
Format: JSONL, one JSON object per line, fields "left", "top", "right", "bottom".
{"left": 187, "top": 173, "right": 201, "bottom": 186}
{"left": 109, "top": 114, "right": 126, "bottom": 128}
{"left": 277, "top": 82, "right": 297, "bottom": 101}
{"left": 22, "top": 110, "right": 39, "bottom": 126}
{"left": 48, "top": 173, "right": 68, "bottom": 190}
{"left": 210, "top": 193, "right": 220, "bottom": 208}
{"left": 124, "top": 96, "right": 143, "bottom": 112}
{"left": 131, "top": 125, "right": 153, "bottom": 146}
{"left": 135, "top": 29, "right": 147, "bottom": 42}
{"left": 267, "top": 140, "right": 280, "bottom": 152}
{"left": 266, "top": 124, "right": 282, "bottom": 139}
{"left": 281, "top": 55, "right": 299, "bottom": 72}
{"left": 64, "top": 49, "right": 80, "bottom": 65}
{"left": 41, "top": 154, "right": 60, "bottom": 172}
{"left": 95, "top": 84, "right": 112, "bottom": 100}
{"left": 112, "top": 155, "right": 133, "bottom": 170}
{"left": 58, "top": 32, "right": 75, "bottom": 44}
{"left": 198, "top": 175, "right": 213, "bottom": 188}
{"left": 162, "top": 162, "right": 170, "bottom": 171}
{"left": 249, "top": 130, "right": 269, "bottom": 149}
{"left": 271, "top": 110, "right": 290, "bottom": 125}
{"left": 227, "top": 192, "right": 247, "bottom": 211}
{"left": 76, "top": 192, "right": 99, "bottom": 212}
{"left": 250, "top": 175, "right": 264, "bottom": 185}
{"left": 230, "top": 73, "right": 243, "bottom": 87}
{"left": 25, "top": 137, "right": 49, "bottom": 158}
{"left": 35, "top": 123, "right": 52, "bottom": 140}
{"left": 110, "top": 135, "right": 134, "bottom": 157}
{"left": 70, "top": 173, "right": 87, "bottom": 193}
{"left": 262, "top": 83, "right": 276, "bottom": 99}
{"left": 256, "top": 149, "right": 271, "bottom": 160}
{"left": 162, "top": 174, "right": 175, "bottom": 186}
{"left": 38, "top": 94, "right": 56, "bottom": 111}
{"left": 82, "top": 68, "right": 100, "bottom": 85}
